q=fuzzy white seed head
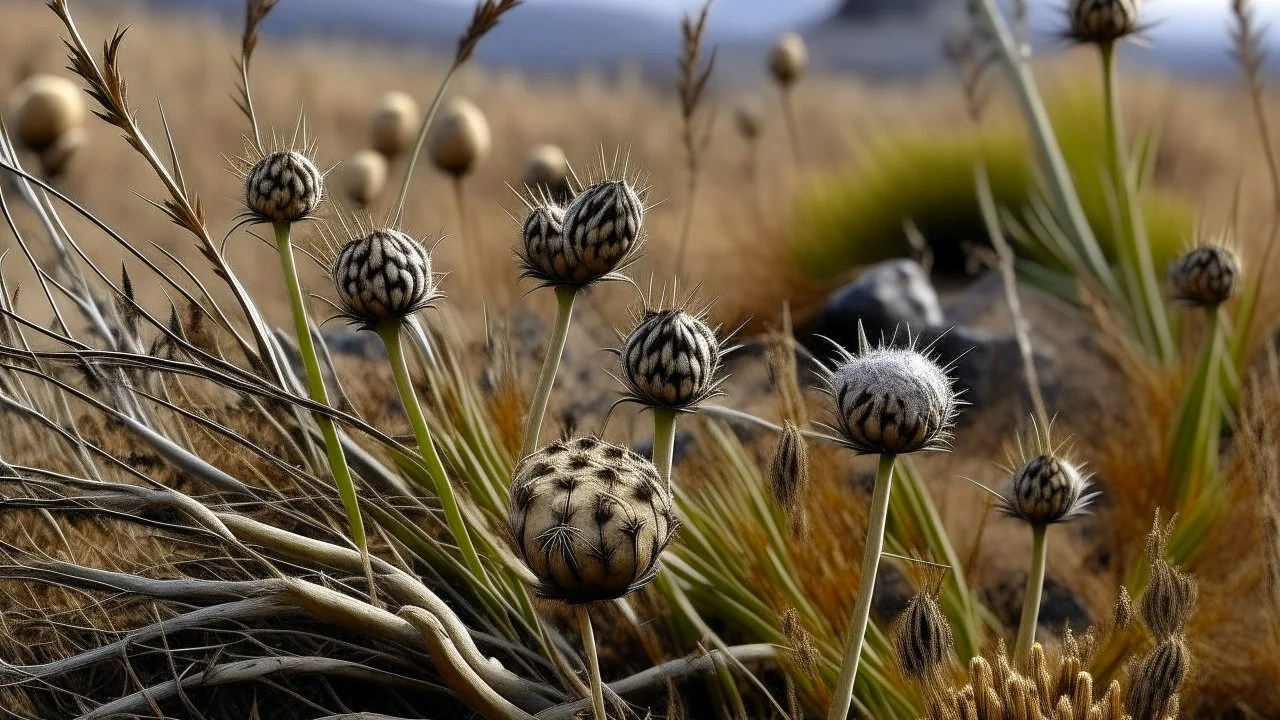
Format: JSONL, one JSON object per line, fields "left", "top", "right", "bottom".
{"left": 426, "top": 97, "right": 491, "bottom": 178}
{"left": 370, "top": 91, "right": 420, "bottom": 160}
{"left": 244, "top": 150, "right": 323, "bottom": 224}
{"left": 1068, "top": 0, "right": 1142, "bottom": 44}
{"left": 337, "top": 150, "right": 388, "bottom": 209}
{"left": 769, "top": 32, "right": 808, "bottom": 87}
{"left": 332, "top": 229, "right": 438, "bottom": 327}
{"left": 509, "top": 436, "right": 678, "bottom": 603}
{"left": 1001, "top": 453, "right": 1096, "bottom": 525}
{"left": 621, "top": 309, "right": 722, "bottom": 411}
{"left": 1167, "top": 244, "right": 1240, "bottom": 307}
{"left": 6, "top": 74, "right": 86, "bottom": 154}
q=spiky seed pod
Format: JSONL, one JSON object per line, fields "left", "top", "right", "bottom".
{"left": 426, "top": 97, "right": 490, "bottom": 178}
{"left": 561, "top": 179, "right": 644, "bottom": 280}
{"left": 1139, "top": 559, "right": 1198, "bottom": 640}
{"left": 522, "top": 143, "right": 569, "bottom": 194}
{"left": 370, "top": 91, "right": 420, "bottom": 160}
{"left": 769, "top": 32, "right": 808, "bottom": 87}
{"left": 244, "top": 150, "right": 323, "bottom": 224}
{"left": 1067, "top": 0, "right": 1141, "bottom": 45}
{"left": 620, "top": 307, "right": 723, "bottom": 411}
{"left": 820, "top": 328, "right": 959, "bottom": 455}
{"left": 734, "top": 100, "right": 762, "bottom": 141}
{"left": 509, "top": 436, "right": 677, "bottom": 603}
{"left": 1000, "top": 453, "right": 1096, "bottom": 526}
{"left": 1167, "top": 244, "right": 1240, "bottom": 307}
{"left": 1124, "top": 637, "right": 1188, "bottom": 720}
{"left": 337, "top": 150, "right": 388, "bottom": 208}
{"left": 38, "top": 125, "right": 85, "bottom": 179}
{"left": 770, "top": 421, "right": 810, "bottom": 523}
{"left": 894, "top": 592, "right": 954, "bottom": 679}
{"left": 333, "top": 229, "right": 439, "bottom": 327}
{"left": 6, "top": 74, "right": 86, "bottom": 154}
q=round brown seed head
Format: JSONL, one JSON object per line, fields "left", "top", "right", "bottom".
{"left": 769, "top": 32, "right": 808, "bottom": 86}
{"left": 1000, "top": 453, "right": 1095, "bottom": 525}
{"left": 893, "top": 592, "right": 954, "bottom": 679}
{"left": 621, "top": 309, "right": 722, "bottom": 411}
{"left": 370, "top": 91, "right": 420, "bottom": 160}
{"left": 1068, "top": 0, "right": 1142, "bottom": 44}
{"left": 6, "top": 74, "right": 86, "bottom": 154}
{"left": 560, "top": 179, "right": 643, "bottom": 280}
{"left": 337, "top": 150, "right": 388, "bottom": 208}
{"left": 38, "top": 125, "right": 86, "bottom": 180}
{"left": 1167, "top": 244, "right": 1240, "bottom": 307}
{"left": 1124, "top": 637, "right": 1187, "bottom": 720}
{"left": 509, "top": 436, "right": 677, "bottom": 603}
{"left": 244, "top": 150, "right": 323, "bottom": 224}
{"left": 333, "top": 229, "right": 437, "bottom": 326}
{"left": 523, "top": 143, "right": 568, "bottom": 189}
{"left": 426, "top": 97, "right": 491, "bottom": 178}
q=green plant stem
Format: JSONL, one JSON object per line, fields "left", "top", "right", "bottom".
{"left": 393, "top": 64, "right": 459, "bottom": 224}
{"left": 1014, "top": 523, "right": 1048, "bottom": 664}
{"left": 577, "top": 605, "right": 607, "bottom": 720}
{"left": 377, "top": 321, "right": 489, "bottom": 588}
{"left": 272, "top": 222, "right": 374, "bottom": 597}
{"left": 826, "top": 452, "right": 896, "bottom": 720}
{"left": 652, "top": 408, "right": 678, "bottom": 486}
{"left": 520, "top": 286, "right": 577, "bottom": 459}
{"left": 1100, "top": 41, "right": 1175, "bottom": 364}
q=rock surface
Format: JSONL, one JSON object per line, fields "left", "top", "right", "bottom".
{"left": 805, "top": 259, "right": 944, "bottom": 350}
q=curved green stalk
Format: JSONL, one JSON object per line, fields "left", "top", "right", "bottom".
{"left": 377, "top": 321, "right": 489, "bottom": 588}
{"left": 393, "top": 65, "right": 460, "bottom": 225}
{"left": 577, "top": 606, "right": 607, "bottom": 720}
{"left": 520, "top": 287, "right": 577, "bottom": 459}
{"left": 652, "top": 408, "right": 678, "bottom": 486}
{"left": 272, "top": 221, "right": 374, "bottom": 595}
{"left": 1169, "top": 306, "right": 1225, "bottom": 502}
{"left": 1014, "top": 523, "right": 1048, "bottom": 664}
{"left": 826, "top": 453, "right": 896, "bottom": 720}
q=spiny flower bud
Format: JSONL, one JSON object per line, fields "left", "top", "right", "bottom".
{"left": 561, "top": 179, "right": 644, "bottom": 280}
{"left": 770, "top": 421, "right": 810, "bottom": 525}
{"left": 620, "top": 306, "right": 723, "bottom": 411}
{"left": 337, "top": 149, "right": 387, "bottom": 208}
{"left": 244, "top": 150, "right": 323, "bottom": 224}
{"left": 893, "top": 592, "right": 954, "bottom": 679}
{"left": 6, "top": 74, "right": 86, "bottom": 154}
{"left": 509, "top": 436, "right": 677, "bottom": 603}
{"left": 1124, "top": 637, "right": 1188, "bottom": 720}
{"left": 333, "top": 229, "right": 438, "bottom": 327}
{"left": 1068, "top": 0, "right": 1142, "bottom": 45}
{"left": 999, "top": 453, "right": 1096, "bottom": 526}
{"left": 370, "top": 91, "right": 420, "bottom": 160}
{"left": 820, "top": 326, "right": 959, "bottom": 455}
{"left": 1167, "top": 244, "right": 1240, "bottom": 307}
{"left": 769, "top": 32, "right": 808, "bottom": 87}
{"left": 426, "top": 97, "right": 490, "bottom": 178}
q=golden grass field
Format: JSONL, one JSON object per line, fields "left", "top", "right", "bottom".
{"left": 3, "top": 1, "right": 1280, "bottom": 717}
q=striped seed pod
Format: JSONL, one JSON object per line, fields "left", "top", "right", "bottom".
{"left": 509, "top": 436, "right": 677, "bottom": 603}
{"left": 1139, "top": 558, "right": 1198, "bottom": 641}
{"left": 620, "top": 308, "right": 722, "bottom": 411}
{"left": 560, "top": 179, "right": 644, "bottom": 280}
{"left": 518, "top": 203, "right": 604, "bottom": 289}
{"left": 770, "top": 421, "right": 810, "bottom": 524}
{"left": 333, "top": 229, "right": 438, "bottom": 327}
{"left": 1124, "top": 637, "right": 1188, "bottom": 720}
{"left": 1068, "top": 0, "right": 1142, "bottom": 44}
{"left": 893, "top": 592, "right": 954, "bottom": 679}
{"left": 244, "top": 150, "right": 323, "bottom": 224}
{"left": 1167, "top": 244, "right": 1240, "bottom": 307}
{"left": 1000, "top": 453, "right": 1096, "bottom": 526}
{"left": 769, "top": 32, "right": 808, "bottom": 87}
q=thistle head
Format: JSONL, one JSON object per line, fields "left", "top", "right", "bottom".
{"left": 617, "top": 293, "right": 727, "bottom": 412}
{"left": 1067, "top": 0, "right": 1143, "bottom": 45}
{"left": 337, "top": 150, "right": 388, "bottom": 209}
{"left": 560, "top": 178, "right": 644, "bottom": 280}
{"left": 893, "top": 589, "right": 954, "bottom": 680}
{"left": 509, "top": 436, "right": 678, "bottom": 603}
{"left": 244, "top": 149, "right": 323, "bottom": 224}
{"left": 332, "top": 228, "right": 440, "bottom": 328}
{"left": 818, "top": 325, "right": 959, "bottom": 455}
{"left": 370, "top": 91, "right": 420, "bottom": 160}
{"left": 6, "top": 74, "right": 86, "bottom": 154}
{"left": 769, "top": 32, "right": 808, "bottom": 87}
{"left": 997, "top": 421, "right": 1097, "bottom": 526}
{"left": 1167, "top": 243, "right": 1240, "bottom": 307}
{"left": 426, "top": 96, "right": 491, "bottom": 178}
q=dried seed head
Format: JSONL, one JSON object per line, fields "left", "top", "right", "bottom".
{"left": 523, "top": 143, "right": 570, "bottom": 196}
{"left": 820, "top": 327, "right": 959, "bottom": 455}
{"left": 1067, "top": 0, "right": 1142, "bottom": 44}
{"left": 1167, "top": 244, "right": 1240, "bottom": 307}
{"left": 337, "top": 150, "right": 388, "bottom": 209}
{"left": 244, "top": 150, "right": 323, "bottom": 224}
{"left": 6, "top": 74, "right": 86, "bottom": 153}
{"left": 769, "top": 32, "right": 808, "bottom": 86}
{"left": 509, "top": 436, "right": 678, "bottom": 603}
{"left": 1139, "top": 518, "right": 1198, "bottom": 640}
{"left": 370, "top": 91, "right": 420, "bottom": 160}
{"left": 781, "top": 608, "right": 819, "bottom": 679}
{"left": 332, "top": 229, "right": 439, "bottom": 327}
{"left": 893, "top": 591, "right": 954, "bottom": 679}
{"left": 426, "top": 97, "right": 491, "bottom": 178}
{"left": 770, "top": 421, "right": 810, "bottom": 527}
{"left": 37, "top": 125, "right": 85, "bottom": 180}
{"left": 1124, "top": 637, "right": 1188, "bottom": 720}
{"left": 1000, "top": 453, "right": 1096, "bottom": 525}
{"left": 734, "top": 99, "right": 762, "bottom": 141}
{"left": 1112, "top": 586, "right": 1134, "bottom": 631}
{"left": 620, "top": 306, "right": 724, "bottom": 411}
{"left": 560, "top": 179, "right": 644, "bottom": 281}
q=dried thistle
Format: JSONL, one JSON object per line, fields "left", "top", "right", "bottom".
{"left": 998, "top": 424, "right": 1097, "bottom": 527}
{"left": 521, "top": 143, "right": 570, "bottom": 202}
{"left": 893, "top": 589, "right": 955, "bottom": 681}
{"left": 1066, "top": 0, "right": 1142, "bottom": 46}
{"left": 1167, "top": 243, "right": 1241, "bottom": 308}
{"left": 243, "top": 149, "right": 323, "bottom": 224}
{"left": 1138, "top": 519, "right": 1198, "bottom": 640}
{"left": 769, "top": 420, "right": 810, "bottom": 530}
{"left": 616, "top": 294, "right": 727, "bottom": 413}
{"left": 332, "top": 229, "right": 441, "bottom": 328}
{"left": 1124, "top": 637, "right": 1188, "bottom": 720}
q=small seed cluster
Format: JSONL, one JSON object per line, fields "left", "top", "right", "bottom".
{"left": 519, "top": 179, "right": 644, "bottom": 289}
{"left": 1001, "top": 454, "right": 1095, "bottom": 526}
{"left": 245, "top": 150, "right": 323, "bottom": 224}
{"left": 333, "top": 229, "right": 438, "bottom": 326}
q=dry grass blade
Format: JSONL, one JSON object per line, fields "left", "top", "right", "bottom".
{"left": 673, "top": 0, "right": 716, "bottom": 275}
{"left": 234, "top": 0, "right": 281, "bottom": 153}
{"left": 456, "top": 0, "right": 522, "bottom": 65}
